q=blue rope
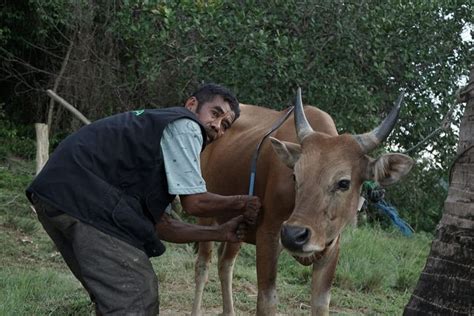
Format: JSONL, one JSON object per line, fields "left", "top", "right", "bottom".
{"left": 374, "top": 200, "right": 414, "bottom": 236}
{"left": 248, "top": 106, "right": 294, "bottom": 196}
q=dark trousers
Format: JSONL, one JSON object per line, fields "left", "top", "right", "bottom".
{"left": 32, "top": 195, "right": 159, "bottom": 315}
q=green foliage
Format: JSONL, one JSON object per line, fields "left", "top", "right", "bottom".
{"left": 0, "top": 0, "right": 74, "bottom": 122}
{"left": 0, "top": 119, "right": 36, "bottom": 160}
{"left": 0, "top": 157, "right": 36, "bottom": 237}
{"left": 1, "top": 0, "right": 472, "bottom": 232}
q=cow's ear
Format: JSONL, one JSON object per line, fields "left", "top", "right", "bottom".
{"left": 269, "top": 137, "right": 301, "bottom": 168}
{"left": 368, "top": 153, "right": 414, "bottom": 186}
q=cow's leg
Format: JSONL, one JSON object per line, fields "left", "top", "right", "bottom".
{"left": 217, "top": 241, "right": 242, "bottom": 316}
{"left": 311, "top": 240, "right": 340, "bottom": 316}
{"left": 255, "top": 228, "right": 282, "bottom": 316}
{"left": 191, "top": 241, "right": 213, "bottom": 316}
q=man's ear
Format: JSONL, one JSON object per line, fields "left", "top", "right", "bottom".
{"left": 185, "top": 97, "right": 198, "bottom": 113}
{"left": 269, "top": 137, "right": 301, "bottom": 168}
{"left": 368, "top": 153, "right": 414, "bottom": 186}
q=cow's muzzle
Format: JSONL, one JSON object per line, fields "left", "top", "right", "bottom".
{"left": 280, "top": 224, "right": 310, "bottom": 252}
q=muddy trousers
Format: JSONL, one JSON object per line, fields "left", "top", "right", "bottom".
{"left": 32, "top": 196, "right": 159, "bottom": 316}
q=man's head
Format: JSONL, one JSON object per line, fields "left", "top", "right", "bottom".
{"left": 185, "top": 84, "right": 240, "bottom": 144}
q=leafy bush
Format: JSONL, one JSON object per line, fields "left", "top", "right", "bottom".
{"left": 0, "top": 119, "right": 36, "bottom": 160}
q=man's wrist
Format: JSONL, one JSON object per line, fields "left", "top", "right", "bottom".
{"left": 213, "top": 224, "right": 226, "bottom": 241}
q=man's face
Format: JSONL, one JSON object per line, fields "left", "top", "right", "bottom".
{"left": 185, "top": 96, "right": 236, "bottom": 144}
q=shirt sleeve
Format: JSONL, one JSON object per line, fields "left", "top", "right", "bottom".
{"left": 160, "top": 118, "right": 207, "bottom": 195}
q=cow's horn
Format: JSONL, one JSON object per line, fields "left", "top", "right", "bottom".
{"left": 353, "top": 92, "right": 404, "bottom": 153}
{"left": 295, "top": 87, "right": 314, "bottom": 142}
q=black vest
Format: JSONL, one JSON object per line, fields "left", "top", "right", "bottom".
{"left": 26, "top": 107, "right": 207, "bottom": 257}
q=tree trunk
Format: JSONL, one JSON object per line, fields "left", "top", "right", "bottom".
{"left": 404, "top": 68, "right": 474, "bottom": 315}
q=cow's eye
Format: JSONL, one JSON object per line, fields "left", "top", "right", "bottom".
{"left": 337, "top": 179, "right": 351, "bottom": 191}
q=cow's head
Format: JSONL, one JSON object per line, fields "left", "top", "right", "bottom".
{"left": 270, "top": 88, "right": 414, "bottom": 258}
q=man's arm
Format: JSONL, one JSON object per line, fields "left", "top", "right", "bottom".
{"left": 180, "top": 192, "right": 260, "bottom": 220}
{"left": 155, "top": 213, "right": 247, "bottom": 243}
{"left": 160, "top": 119, "right": 261, "bottom": 222}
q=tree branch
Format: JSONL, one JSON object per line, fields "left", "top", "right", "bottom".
{"left": 46, "top": 90, "right": 91, "bottom": 125}
{"left": 47, "top": 33, "right": 76, "bottom": 133}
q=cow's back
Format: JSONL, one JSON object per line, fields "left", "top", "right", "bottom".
{"left": 201, "top": 104, "right": 282, "bottom": 195}
{"left": 200, "top": 103, "right": 337, "bottom": 243}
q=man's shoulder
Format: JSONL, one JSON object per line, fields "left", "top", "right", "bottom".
{"left": 147, "top": 106, "right": 193, "bottom": 117}
{"left": 168, "top": 118, "right": 201, "bottom": 132}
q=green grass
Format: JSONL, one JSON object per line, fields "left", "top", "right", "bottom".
{"left": 0, "top": 156, "right": 432, "bottom": 315}
{"left": 0, "top": 267, "right": 92, "bottom": 316}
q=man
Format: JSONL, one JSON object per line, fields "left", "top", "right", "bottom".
{"left": 26, "top": 83, "right": 261, "bottom": 315}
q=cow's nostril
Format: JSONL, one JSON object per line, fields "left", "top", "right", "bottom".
{"left": 295, "top": 228, "right": 309, "bottom": 244}
{"left": 280, "top": 225, "right": 311, "bottom": 251}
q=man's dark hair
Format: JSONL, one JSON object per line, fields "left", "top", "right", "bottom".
{"left": 192, "top": 83, "right": 240, "bottom": 120}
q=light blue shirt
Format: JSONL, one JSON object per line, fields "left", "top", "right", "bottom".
{"left": 160, "top": 118, "right": 207, "bottom": 196}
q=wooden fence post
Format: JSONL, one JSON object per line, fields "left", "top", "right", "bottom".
{"left": 34, "top": 123, "right": 49, "bottom": 175}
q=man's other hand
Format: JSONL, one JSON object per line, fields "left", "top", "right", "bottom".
{"left": 220, "top": 215, "right": 248, "bottom": 242}
{"left": 243, "top": 196, "right": 261, "bottom": 226}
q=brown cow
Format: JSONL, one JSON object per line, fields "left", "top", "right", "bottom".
{"left": 191, "top": 89, "right": 414, "bottom": 316}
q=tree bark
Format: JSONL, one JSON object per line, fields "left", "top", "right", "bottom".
{"left": 404, "top": 68, "right": 474, "bottom": 315}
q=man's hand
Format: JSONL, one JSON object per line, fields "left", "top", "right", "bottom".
{"left": 243, "top": 196, "right": 261, "bottom": 226}
{"left": 219, "top": 215, "right": 248, "bottom": 242}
